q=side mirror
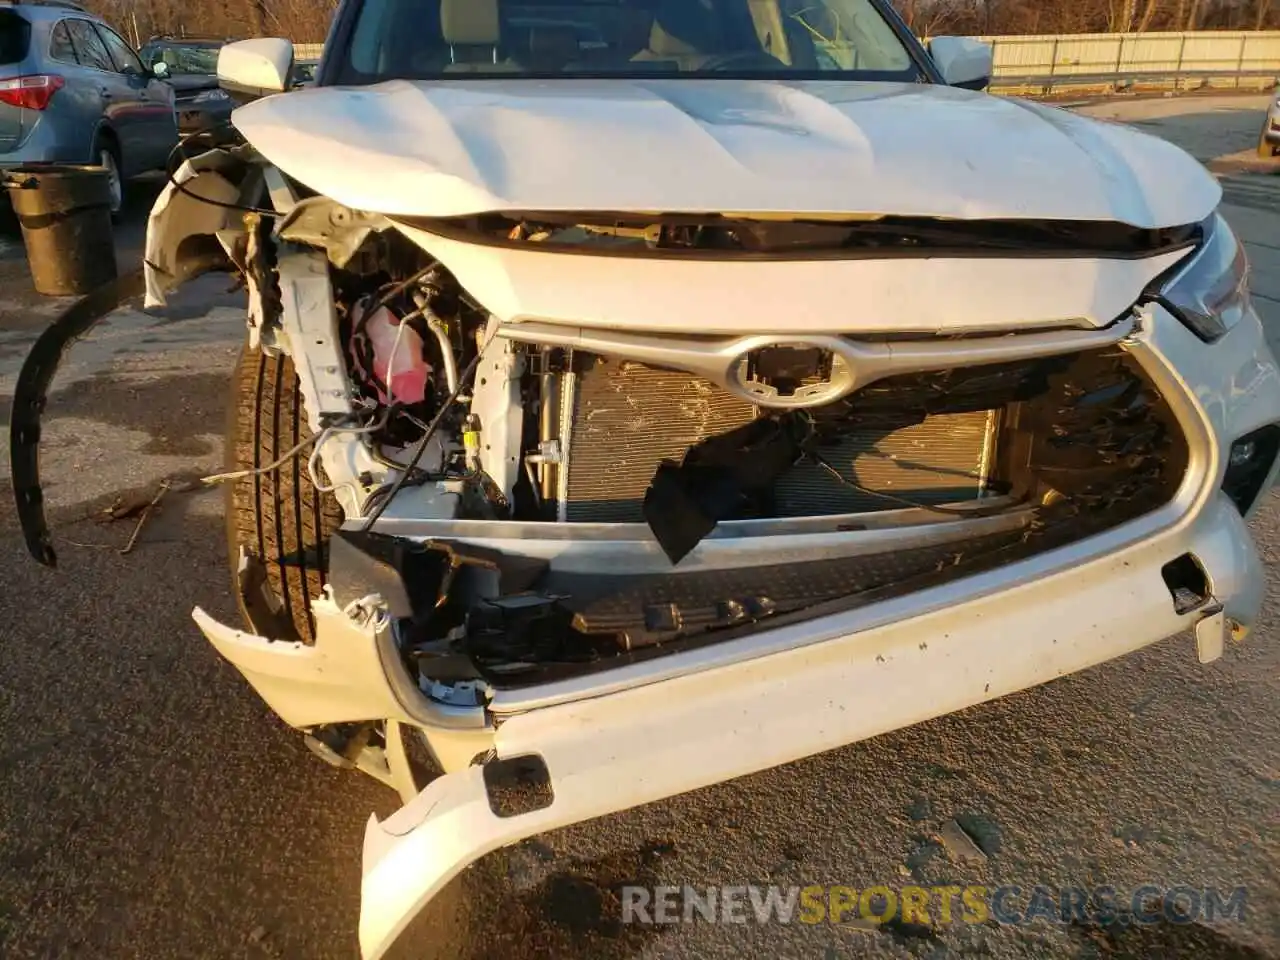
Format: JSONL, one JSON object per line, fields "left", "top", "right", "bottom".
{"left": 929, "top": 37, "right": 993, "bottom": 91}
{"left": 217, "top": 38, "right": 294, "bottom": 101}
{"left": 150, "top": 60, "right": 170, "bottom": 80}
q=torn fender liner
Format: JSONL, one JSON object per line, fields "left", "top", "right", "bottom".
{"left": 143, "top": 147, "right": 251, "bottom": 309}
{"left": 11, "top": 256, "right": 229, "bottom": 567}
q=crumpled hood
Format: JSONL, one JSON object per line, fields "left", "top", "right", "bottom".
{"left": 232, "top": 78, "right": 1220, "bottom": 228}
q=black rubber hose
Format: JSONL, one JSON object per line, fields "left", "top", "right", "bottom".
{"left": 361, "top": 349, "right": 485, "bottom": 532}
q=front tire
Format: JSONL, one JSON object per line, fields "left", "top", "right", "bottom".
{"left": 225, "top": 344, "right": 343, "bottom": 644}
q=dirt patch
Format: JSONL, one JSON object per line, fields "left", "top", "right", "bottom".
{"left": 1207, "top": 150, "right": 1280, "bottom": 177}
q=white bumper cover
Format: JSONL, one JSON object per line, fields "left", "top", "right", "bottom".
{"left": 359, "top": 491, "right": 1264, "bottom": 958}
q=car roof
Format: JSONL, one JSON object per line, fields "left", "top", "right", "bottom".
{"left": 0, "top": 0, "right": 101, "bottom": 21}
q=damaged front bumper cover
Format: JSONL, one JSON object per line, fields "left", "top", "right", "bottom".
{"left": 187, "top": 491, "right": 1262, "bottom": 960}
{"left": 189, "top": 490, "right": 1264, "bottom": 958}
{"left": 351, "top": 494, "right": 1263, "bottom": 960}
{"left": 355, "top": 496, "right": 1254, "bottom": 960}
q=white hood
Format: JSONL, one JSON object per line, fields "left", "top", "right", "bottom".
{"left": 232, "top": 78, "right": 1220, "bottom": 228}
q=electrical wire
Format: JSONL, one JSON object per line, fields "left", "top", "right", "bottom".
{"left": 164, "top": 124, "right": 280, "bottom": 216}
{"left": 808, "top": 452, "right": 1014, "bottom": 519}
{"left": 203, "top": 412, "right": 388, "bottom": 488}
{"left": 361, "top": 329, "right": 497, "bottom": 531}
{"left": 368, "top": 263, "right": 442, "bottom": 316}
{"left": 201, "top": 433, "right": 324, "bottom": 486}
{"left": 383, "top": 309, "right": 412, "bottom": 405}
{"left": 351, "top": 264, "right": 442, "bottom": 350}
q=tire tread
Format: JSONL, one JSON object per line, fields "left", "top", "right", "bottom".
{"left": 226, "top": 345, "right": 342, "bottom": 644}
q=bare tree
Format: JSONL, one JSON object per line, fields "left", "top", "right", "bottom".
{"left": 73, "top": 0, "right": 1280, "bottom": 55}
{"left": 1136, "top": 0, "right": 1163, "bottom": 31}
{"left": 1109, "top": 0, "right": 1137, "bottom": 32}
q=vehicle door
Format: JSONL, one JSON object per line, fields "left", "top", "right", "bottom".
{"left": 62, "top": 18, "right": 141, "bottom": 171}
{"left": 93, "top": 23, "right": 175, "bottom": 172}
{"left": 41, "top": 19, "right": 104, "bottom": 163}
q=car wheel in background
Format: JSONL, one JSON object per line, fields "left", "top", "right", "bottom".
{"left": 1260, "top": 125, "right": 1280, "bottom": 160}
{"left": 93, "top": 138, "right": 122, "bottom": 219}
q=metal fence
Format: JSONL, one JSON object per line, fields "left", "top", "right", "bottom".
{"left": 978, "top": 31, "right": 1280, "bottom": 95}
{"left": 292, "top": 31, "right": 1280, "bottom": 94}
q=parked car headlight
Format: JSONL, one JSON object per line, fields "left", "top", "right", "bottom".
{"left": 192, "top": 88, "right": 231, "bottom": 104}
{"left": 1158, "top": 214, "right": 1251, "bottom": 343}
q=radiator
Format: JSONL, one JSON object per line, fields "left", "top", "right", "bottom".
{"left": 559, "top": 357, "right": 998, "bottom": 523}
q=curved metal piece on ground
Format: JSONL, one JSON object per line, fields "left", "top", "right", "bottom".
{"left": 10, "top": 254, "right": 230, "bottom": 567}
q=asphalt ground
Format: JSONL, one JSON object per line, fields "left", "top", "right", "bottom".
{"left": 0, "top": 93, "right": 1277, "bottom": 960}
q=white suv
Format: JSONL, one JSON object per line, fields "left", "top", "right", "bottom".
{"left": 12, "top": 1, "right": 1280, "bottom": 956}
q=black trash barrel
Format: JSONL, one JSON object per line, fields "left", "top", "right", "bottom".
{"left": 4, "top": 165, "right": 117, "bottom": 296}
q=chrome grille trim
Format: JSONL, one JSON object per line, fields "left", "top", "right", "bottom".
{"left": 497, "top": 315, "right": 1137, "bottom": 411}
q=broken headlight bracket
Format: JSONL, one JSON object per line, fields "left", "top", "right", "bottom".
{"left": 1144, "top": 214, "right": 1249, "bottom": 344}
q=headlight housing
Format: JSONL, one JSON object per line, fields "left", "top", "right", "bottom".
{"left": 1156, "top": 213, "right": 1251, "bottom": 343}
{"left": 192, "top": 88, "right": 231, "bottom": 104}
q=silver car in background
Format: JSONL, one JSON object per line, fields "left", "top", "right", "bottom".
{"left": 0, "top": 0, "right": 177, "bottom": 216}
{"left": 138, "top": 36, "right": 234, "bottom": 134}
{"left": 1260, "top": 84, "right": 1279, "bottom": 158}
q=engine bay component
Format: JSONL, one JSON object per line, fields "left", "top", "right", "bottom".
{"left": 349, "top": 299, "right": 431, "bottom": 406}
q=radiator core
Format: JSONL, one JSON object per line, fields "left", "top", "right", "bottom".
{"left": 559, "top": 357, "right": 997, "bottom": 523}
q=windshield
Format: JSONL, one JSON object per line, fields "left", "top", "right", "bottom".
{"left": 336, "top": 0, "right": 922, "bottom": 83}
{"left": 139, "top": 42, "right": 222, "bottom": 75}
